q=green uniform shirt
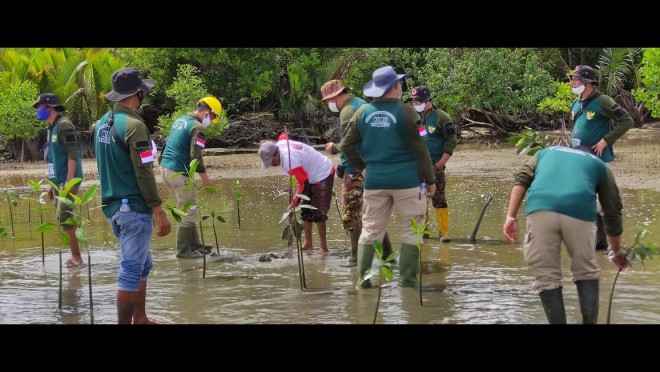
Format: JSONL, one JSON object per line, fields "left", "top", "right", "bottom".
{"left": 159, "top": 113, "right": 207, "bottom": 173}
{"left": 514, "top": 146, "right": 623, "bottom": 236}
{"left": 341, "top": 97, "right": 436, "bottom": 190}
{"left": 421, "top": 108, "right": 458, "bottom": 162}
{"left": 570, "top": 89, "right": 633, "bottom": 163}
{"left": 46, "top": 116, "right": 82, "bottom": 186}
{"left": 94, "top": 104, "right": 161, "bottom": 218}
{"left": 333, "top": 95, "right": 366, "bottom": 174}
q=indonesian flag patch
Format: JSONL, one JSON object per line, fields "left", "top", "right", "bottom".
{"left": 140, "top": 150, "right": 154, "bottom": 164}
{"left": 418, "top": 125, "right": 428, "bottom": 137}
{"left": 195, "top": 137, "right": 206, "bottom": 148}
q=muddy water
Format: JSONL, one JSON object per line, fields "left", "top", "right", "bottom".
{"left": 1, "top": 140, "right": 659, "bottom": 324}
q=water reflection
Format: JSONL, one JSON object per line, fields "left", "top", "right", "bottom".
{"left": 1, "top": 145, "right": 659, "bottom": 324}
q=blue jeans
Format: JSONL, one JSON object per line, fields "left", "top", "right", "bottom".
{"left": 109, "top": 210, "right": 154, "bottom": 292}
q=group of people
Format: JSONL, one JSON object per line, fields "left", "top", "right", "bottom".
{"left": 35, "top": 62, "right": 633, "bottom": 324}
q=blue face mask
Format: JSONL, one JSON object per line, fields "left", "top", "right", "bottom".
{"left": 37, "top": 107, "right": 49, "bottom": 120}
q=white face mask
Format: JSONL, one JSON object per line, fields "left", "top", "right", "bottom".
{"left": 572, "top": 84, "right": 586, "bottom": 95}
{"left": 201, "top": 114, "right": 211, "bottom": 128}
{"left": 414, "top": 102, "right": 426, "bottom": 112}
{"left": 328, "top": 101, "right": 339, "bottom": 113}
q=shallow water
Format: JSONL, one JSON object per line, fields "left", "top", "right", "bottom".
{"left": 1, "top": 142, "right": 658, "bottom": 324}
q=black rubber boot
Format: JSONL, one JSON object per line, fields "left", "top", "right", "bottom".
{"left": 381, "top": 232, "right": 394, "bottom": 262}
{"left": 576, "top": 279, "right": 599, "bottom": 324}
{"left": 539, "top": 287, "right": 567, "bottom": 324}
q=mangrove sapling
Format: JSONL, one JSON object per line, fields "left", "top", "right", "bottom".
{"left": 26, "top": 179, "right": 54, "bottom": 264}
{"left": 606, "top": 229, "right": 658, "bottom": 324}
{"left": 1, "top": 187, "right": 20, "bottom": 238}
{"left": 278, "top": 190, "right": 315, "bottom": 290}
{"left": 202, "top": 211, "right": 226, "bottom": 254}
{"left": 362, "top": 239, "right": 398, "bottom": 324}
{"left": 231, "top": 180, "right": 243, "bottom": 229}
{"left": 411, "top": 217, "right": 431, "bottom": 306}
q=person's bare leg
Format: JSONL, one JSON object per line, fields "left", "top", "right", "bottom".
{"left": 132, "top": 280, "right": 155, "bottom": 324}
{"left": 117, "top": 290, "right": 138, "bottom": 324}
{"left": 66, "top": 226, "right": 83, "bottom": 268}
{"left": 317, "top": 221, "right": 328, "bottom": 255}
{"left": 301, "top": 221, "right": 313, "bottom": 251}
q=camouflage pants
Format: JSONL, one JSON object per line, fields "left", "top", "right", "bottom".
{"left": 300, "top": 172, "right": 334, "bottom": 223}
{"left": 431, "top": 166, "right": 448, "bottom": 208}
{"left": 341, "top": 172, "right": 364, "bottom": 232}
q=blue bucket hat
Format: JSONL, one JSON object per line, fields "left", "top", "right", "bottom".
{"left": 363, "top": 66, "right": 409, "bottom": 98}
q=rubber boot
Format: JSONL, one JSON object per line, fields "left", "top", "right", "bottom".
{"left": 595, "top": 215, "right": 608, "bottom": 250}
{"left": 176, "top": 226, "right": 199, "bottom": 259}
{"left": 576, "top": 279, "right": 599, "bottom": 324}
{"left": 191, "top": 224, "right": 213, "bottom": 254}
{"left": 539, "top": 287, "right": 567, "bottom": 324}
{"left": 343, "top": 229, "right": 360, "bottom": 267}
{"left": 356, "top": 243, "right": 375, "bottom": 288}
{"left": 437, "top": 208, "right": 450, "bottom": 242}
{"left": 381, "top": 232, "right": 394, "bottom": 262}
{"left": 398, "top": 244, "right": 419, "bottom": 288}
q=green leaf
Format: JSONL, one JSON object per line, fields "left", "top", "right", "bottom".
{"left": 70, "top": 193, "right": 81, "bottom": 205}
{"left": 55, "top": 196, "right": 74, "bottom": 208}
{"left": 62, "top": 218, "right": 77, "bottom": 226}
{"left": 279, "top": 211, "right": 292, "bottom": 224}
{"left": 296, "top": 194, "right": 310, "bottom": 201}
{"left": 27, "top": 179, "right": 42, "bottom": 192}
{"left": 363, "top": 267, "right": 379, "bottom": 281}
{"left": 201, "top": 185, "right": 217, "bottom": 192}
{"left": 0, "top": 227, "right": 7, "bottom": 238}
{"left": 168, "top": 171, "right": 186, "bottom": 181}
{"left": 59, "top": 231, "right": 70, "bottom": 245}
{"left": 216, "top": 216, "right": 225, "bottom": 223}
{"left": 75, "top": 228, "right": 86, "bottom": 244}
{"left": 82, "top": 183, "right": 98, "bottom": 205}
{"left": 61, "top": 177, "right": 82, "bottom": 196}
{"left": 202, "top": 215, "right": 210, "bottom": 220}
{"left": 36, "top": 223, "right": 58, "bottom": 233}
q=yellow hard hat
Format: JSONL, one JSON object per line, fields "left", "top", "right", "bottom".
{"left": 197, "top": 96, "right": 222, "bottom": 123}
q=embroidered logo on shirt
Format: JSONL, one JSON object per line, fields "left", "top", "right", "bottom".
{"left": 586, "top": 111, "right": 595, "bottom": 120}
{"left": 428, "top": 125, "right": 436, "bottom": 134}
{"left": 51, "top": 134, "right": 57, "bottom": 142}
{"left": 418, "top": 126, "right": 427, "bottom": 137}
{"left": 140, "top": 150, "right": 154, "bottom": 164}
{"left": 195, "top": 138, "right": 206, "bottom": 148}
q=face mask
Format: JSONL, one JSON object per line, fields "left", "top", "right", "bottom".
{"left": 37, "top": 107, "right": 49, "bottom": 120}
{"left": 328, "top": 101, "right": 339, "bottom": 113}
{"left": 137, "top": 91, "right": 145, "bottom": 106}
{"left": 201, "top": 114, "right": 211, "bottom": 128}
{"left": 572, "top": 84, "right": 585, "bottom": 95}
{"left": 414, "top": 102, "right": 426, "bottom": 113}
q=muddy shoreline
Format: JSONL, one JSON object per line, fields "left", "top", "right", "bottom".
{"left": 1, "top": 129, "right": 659, "bottom": 192}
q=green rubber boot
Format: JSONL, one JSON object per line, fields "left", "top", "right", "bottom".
{"left": 398, "top": 244, "right": 419, "bottom": 288}
{"left": 176, "top": 226, "right": 200, "bottom": 259}
{"left": 576, "top": 279, "right": 599, "bottom": 324}
{"left": 191, "top": 224, "right": 213, "bottom": 254}
{"left": 356, "top": 243, "right": 375, "bottom": 288}
{"left": 539, "top": 287, "right": 567, "bottom": 324}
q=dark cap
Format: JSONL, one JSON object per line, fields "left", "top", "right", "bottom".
{"left": 32, "top": 93, "right": 65, "bottom": 111}
{"left": 569, "top": 65, "right": 598, "bottom": 85}
{"left": 105, "top": 67, "right": 155, "bottom": 102}
{"left": 409, "top": 86, "right": 432, "bottom": 102}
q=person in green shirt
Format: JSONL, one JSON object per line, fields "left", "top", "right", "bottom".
{"left": 33, "top": 93, "right": 83, "bottom": 268}
{"left": 321, "top": 79, "right": 393, "bottom": 267}
{"left": 569, "top": 64, "right": 634, "bottom": 251}
{"left": 94, "top": 67, "right": 171, "bottom": 324}
{"left": 503, "top": 145, "right": 629, "bottom": 324}
{"left": 341, "top": 66, "right": 436, "bottom": 289}
{"left": 409, "top": 85, "right": 458, "bottom": 242}
{"left": 160, "top": 96, "right": 222, "bottom": 259}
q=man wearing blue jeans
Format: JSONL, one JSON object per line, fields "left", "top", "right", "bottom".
{"left": 94, "top": 67, "right": 171, "bottom": 324}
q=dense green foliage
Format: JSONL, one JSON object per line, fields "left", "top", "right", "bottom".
{"left": 0, "top": 80, "right": 40, "bottom": 140}
{"left": 634, "top": 48, "right": 660, "bottom": 119}
{"left": 1, "top": 47, "right": 657, "bottom": 161}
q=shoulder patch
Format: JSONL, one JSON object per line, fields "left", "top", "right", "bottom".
{"left": 135, "top": 140, "right": 151, "bottom": 149}
{"left": 610, "top": 103, "right": 628, "bottom": 119}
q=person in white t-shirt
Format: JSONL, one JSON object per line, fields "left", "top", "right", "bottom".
{"left": 259, "top": 136, "right": 335, "bottom": 255}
